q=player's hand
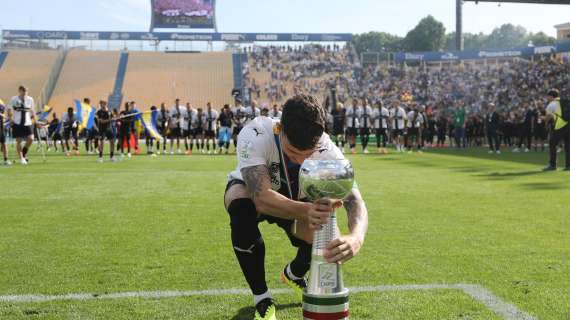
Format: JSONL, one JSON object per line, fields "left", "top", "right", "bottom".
{"left": 324, "top": 235, "right": 362, "bottom": 264}
{"left": 306, "top": 199, "right": 342, "bottom": 230}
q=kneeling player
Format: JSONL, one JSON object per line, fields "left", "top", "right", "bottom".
{"left": 224, "top": 95, "right": 369, "bottom": 320}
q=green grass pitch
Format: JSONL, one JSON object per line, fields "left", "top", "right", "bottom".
{"left": 0, "top": 147, "right": 568, "bottom": 319}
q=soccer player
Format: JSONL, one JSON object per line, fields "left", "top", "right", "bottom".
{"left": 543, "top": 89, "right": 569, "bottom": 171}
{"left": 534, "top": 103, "right": 547, "bottom": 152}
{"left": 521, "top": 102, "right": 536, "bottom": 153}
{"left": 156, "top": 103, "right": 168, "bottom": 154}
{"left": 0, "top": 101, "right": 10, "bottom": 165}
{"left": 191, "top": 108, "right": 205, "bottom": 154}
{"left": 390, "top": 99, "right": 407, "bottom": 152}
{"left": 95, "top": 100, "right": 115, "bottom": 162}
{"left": 224, "top": 94, "right": 368, "bottom": 320}
{"left": 183, "top": 103, "right": 194, "bottom": 155}
{"left": 345, "top": 99, "right": 360, "bottom": 154}
{"left": 204, "top": 102, "right": 219, "bottom": 154}
{"left": 168, "top": 98, "right": 184, "bottom": 155}
{"left": 358, "top": 98, "right": 373, "bottom": 154}
{"left": 218, "top": 104, "right": 233, "bottom": 154}
{"left": 62, "top": 107, "right": 79, "bottom": 156}
{"left": 373, "top": 100, "right": 389, "bottom": 154}
{"left": 119, "top": 102, "right": 135, "bottom": 158}
{"left": 232, "top": 98, "right": 247, "bottom": 149}
{"left": 453, "top": 100, "right": 467, "bottom": 148}
{"left": 406, "top": 105, "right": 423, "bottom": 153}
{"left": 7, "top": 86, "right": 36, "bottom": 165}
{"left": 331, "top": 102, "right": 346, "bottom": 153}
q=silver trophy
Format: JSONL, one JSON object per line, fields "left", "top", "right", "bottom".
{"left": 299, "top": 159, "right": 354, "bottom": 320}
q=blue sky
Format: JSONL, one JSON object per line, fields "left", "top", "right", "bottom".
{"left": 0, "top": 0, "right": 567, "bottom": 37}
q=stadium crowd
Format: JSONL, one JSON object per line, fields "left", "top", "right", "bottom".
{"left": 0, "top": 46, "right": 568, "bottom": 170}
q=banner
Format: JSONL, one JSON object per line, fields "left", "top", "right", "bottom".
{"left": 151, "top": 0, "right": 216, "bottom": 29}
{"left": 2, "top": 30, "right": 353, "bottom": 42}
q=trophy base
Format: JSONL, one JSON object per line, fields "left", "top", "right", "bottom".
{"left": 302, "top": 289, "right": 349, "bottom": 320}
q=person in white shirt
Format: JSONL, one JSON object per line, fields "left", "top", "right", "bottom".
{"left": 7, "top": 86, "right": 36, "bottom": 165}
{"left": 232, "top": 98, "right": 247, "bottom": 149}
{"left": 168, "top": 98, "right": 184, "bottom": 154}
{"left": 156, "top": 103, "right": 169, "bottom": 154}
{"left": 389, "top": 99, "right": 408, "bottom": 152}
{"left": 191, "top": 107, "right": 206, "bottom": 154}
{"left": 223, "top": 94, "right": 368, "bottom": 320}
{"left": 543, "top": 89, "right": 569, "bottom": 171}
{"left": 183, "top": 102, "right": 195, "bottom": 155}
{"left": 344, "top": 99, "right": 360, "bottom": 154}
{"left": 406, "top": 104, "right": 424, "bottom": 153}
{"left": 245, "top": 100, "right": 261, "bottom": 125}
{"left": 373, "top": 100, "right": 390, "bottom": 154}
{"left": 358, "top": 98, "right": 373, "bottom": 154}
{"left": 204, "top": 102, "right": 220, "bottom": 154}
{"left": 269, "top": 104, "right": 282, "bottom": 120}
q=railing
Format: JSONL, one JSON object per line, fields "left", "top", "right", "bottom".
{"left": 36, "top": 48, "right": 66, "bottom": 111}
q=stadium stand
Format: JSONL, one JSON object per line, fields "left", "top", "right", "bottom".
{"left": 122, "top": 51, "right": 234, "bottom": 109}
{"left": 49, "top": 49, "right": 120, "bottom": 114}
{"left": 0, "top": 49, "right": 59, "bottom": 107}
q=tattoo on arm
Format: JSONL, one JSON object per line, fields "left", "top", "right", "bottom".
{"left": 241, "top": 165, "right": 271, "bottom": 199}
{"left": 343, "top": 188, "right": 369, "bottom": 241}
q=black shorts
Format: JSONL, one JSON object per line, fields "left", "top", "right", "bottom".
{"left": 182, "top": 129, "right": 191, "bottom": 138}
{"left": 168, "top": 127, "right": 181, "bottom": 139}
{"left": 99, "top": 129, "right": 115, "bottom": 141}
{"left": 346, "top": 128, "right": 358, "bottom": 137}
{"left": 535, "top": 126, "right": 547, "bottom": 139}
{"left": 0, "top": 133, "right": 5, "bottom": 144}
{"left": 407, "top": 128, "right": 419, "bottom": 136}
{"left": 392, "top": 129, "right": 404, "bottom": 137}
{"left": 224, "top": 180, "right": 304, "bottom": 247}
{"left": 205, "top": 130, "right": 216, "bottom": 138}
{"left": 192, "top": 128, "right": 204, "bottom": 138}
{"left": 13, "top": 125, "right": 33, "bottom": 139}
{"left": 63, "top": 128, "right": 77, "bottom": 140}
{"left": 360, "top": 128, "right": 371, "bottom": 136}
{"left": 376, "top": 128, "right": 387, "bottom": 136}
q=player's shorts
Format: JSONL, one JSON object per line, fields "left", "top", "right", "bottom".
{"left": 12, "top": 125, "right": 33, "bottom": 139}
{"left": 360, "top": 128, "right": 371, "bottom": 136}
{"left": 182, "top": 129, "right": 191, "bottom": 138}
{"left": 345, "top": 127, "right": 358, "bottom": 137}
{"left": 205, "top": 130, "right": 216, "bottom": 138}
{"left": 99, "top": 129, "right": 115, "bottom": 141}
{"left": 192, "top": 128, "right": 204, "bottom": 138}
{"left": 376, "top": 128, "right": 387, "bottom": 136}
{"left": 224, "top": 179, "right": 306, "bottom": 247}
{"left": 534, "top": 125, "right": 547, "bottom": 140}
{"left": 0, "top": 133, "right": 5, "bottom": 144}
{"left": 392, "top": 129, "right": 404, "bottom": 137}
{"left": 168, "top": 127, "right": 181, "bottom": 139}
{"left": 407, "top": 128, "right": 418, "bottom": 137}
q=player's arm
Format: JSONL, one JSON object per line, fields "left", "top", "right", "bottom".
{"left": 324, "top": 187, "right": 368, "bottom": 264}
{"left": 241, "top": 165, "right": 331, "bottom": 229}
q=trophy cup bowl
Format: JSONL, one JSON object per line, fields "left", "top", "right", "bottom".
{"left": 300, "top": 159, "right": 354, "bottom": 320}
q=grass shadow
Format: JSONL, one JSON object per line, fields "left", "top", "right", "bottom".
{"left": 231, "top": 303, "right": 301, "bottom": 320}
{"left": 427, "top": 148, "right": 552, "bottom": 166}
{"left": 476, "top": 170, "right": 545, "bottom": 181}
{"left": 519, "top": 182, "right": 565, "bottom": 190}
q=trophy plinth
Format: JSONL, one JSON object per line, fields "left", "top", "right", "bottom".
{"left": 299, "top": 159, "right": 354, "bottom": 320}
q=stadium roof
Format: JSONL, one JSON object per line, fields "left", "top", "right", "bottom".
{"left": 463, "top": 0, "right": 570, "bottom": 4}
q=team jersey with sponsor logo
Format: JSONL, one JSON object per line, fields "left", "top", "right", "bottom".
{"left": 345, "top": 107, "right": 360, "bottom": 129}
{"left": 390, "top": 107, "right": 407, "bottom": 130}
{"left": 232, "top": 106, "right": 247, "bottom": 128}
{"left": 357, "top": 105, "right": 373, "bottom": 129}
{"left": 228, "top": 117, "right": 345, "bottom": 200}
{"left": 8, "top": 95, "right": 35, "bottom": 126}
{"left": 204, "top": 109, "right": 219, "bottom": 131}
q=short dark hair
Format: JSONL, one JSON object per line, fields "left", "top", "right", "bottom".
{"left": 547, "top": 89, "right": 559, "bottom": 98}
{"left": 281, "top": 94, "right": 326, "bottom": 151}
{"left": 18, "top": 85, "right": 27, "bottom": 92}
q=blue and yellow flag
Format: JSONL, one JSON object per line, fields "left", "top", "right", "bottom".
{"left": 133, "top": 108, "right": 143, "bottom": 136}
{"left": 141, "top": 110, "right": 163, "bottom": 141}
{"left": 36, "top": 105, "right": 53, "bottom": 123}
{"left": 75, "top": 99, "right": 96, "bottom": 132}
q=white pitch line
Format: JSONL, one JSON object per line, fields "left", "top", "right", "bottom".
{"left": 0, "top": 284, "right": 535, "bottom": 320}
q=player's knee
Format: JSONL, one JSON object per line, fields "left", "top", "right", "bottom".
{"left": 227, "top": 198, "right": 262, "bottom": 252}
